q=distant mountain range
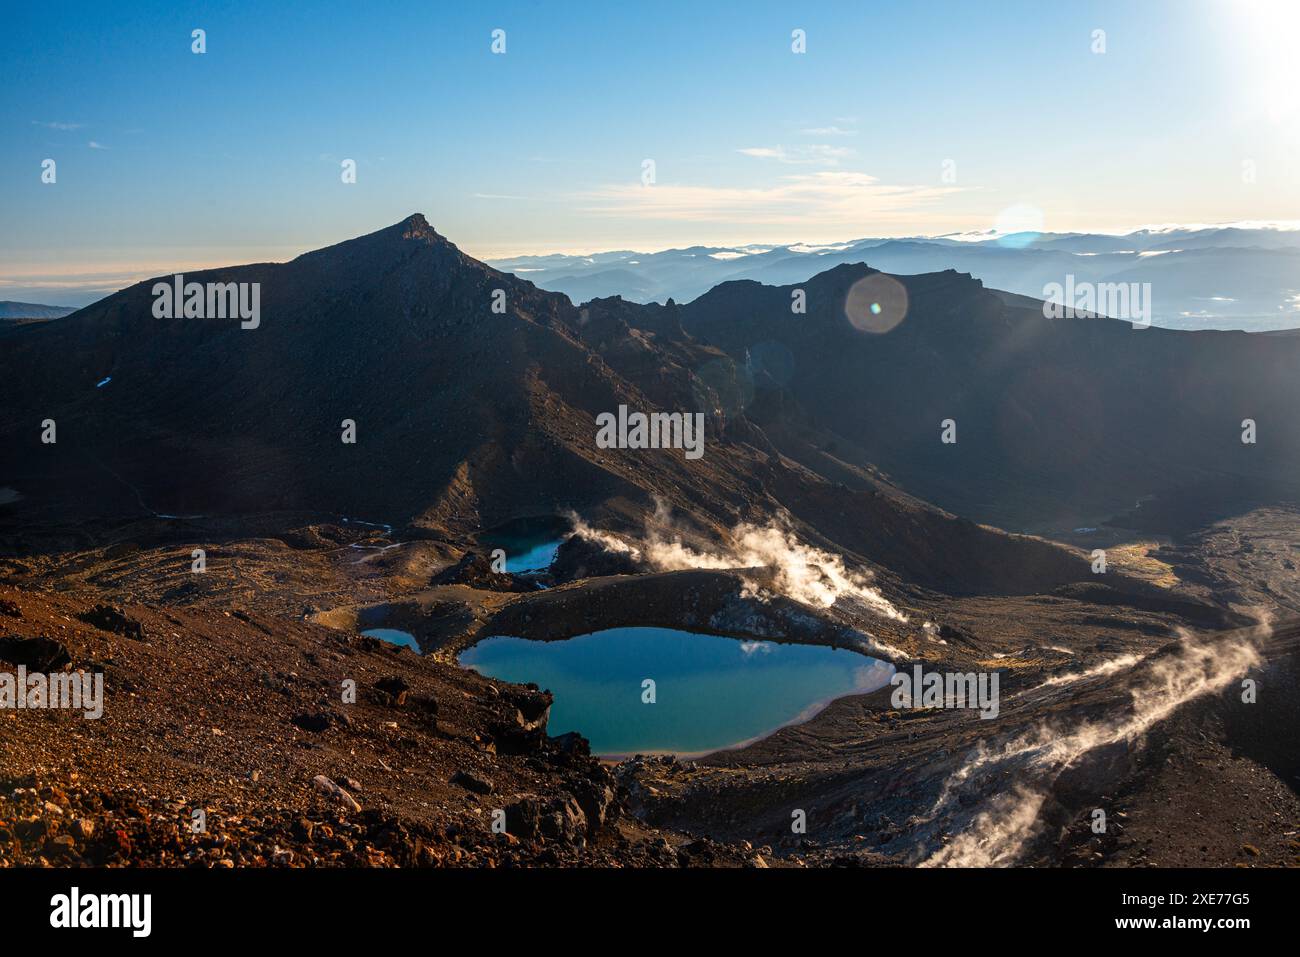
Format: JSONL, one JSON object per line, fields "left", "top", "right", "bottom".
{"left": 489, "top": 226, "right": 1300, "bottom": 332}
{"left": 0, "top": 301, "right": 77, "bottom": 320}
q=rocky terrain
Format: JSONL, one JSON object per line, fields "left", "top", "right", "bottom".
{"left": 0, "top": 582, "right": 759, "bottom": 868}
{"left": 3, "top": 505, "right": 1295, "bottom": 869}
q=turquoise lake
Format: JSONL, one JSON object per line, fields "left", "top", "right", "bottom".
{"left": 362, "top": 628, "right": 421, "bottom": 653}
{"left": 458, "top": 626, "right": 892, "bottom": 756}
{"left": 504, "top": 537, "right": 565, "bottom": 573}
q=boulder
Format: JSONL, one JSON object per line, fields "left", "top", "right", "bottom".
{"left": 572, "top": 779, "right": 618, "bottom": 830}
{"left": 504, "top": 794, "right": 587, "bottom": 844}
{"left": 490, "top": 689, "right": 552, "bottom": 754}
{"left": 0, "top": 635, "right": 72, "bottom": 670}
{"left": 311, "top": 774, "right": 361, "bottom": 813}
{"left": 290, "top": 712, "right": 332, "bottom": 733}
{"left": 450, "top": 770, "right": 494, "bottom": 795}
{"left": 374, "top": 675, "right": 410, "bottom": 707}
{"left": 76, "top": 603, "right": 146, "bottom": 641}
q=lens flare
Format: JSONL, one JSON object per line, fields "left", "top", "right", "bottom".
{"left": 845, "top": 273, "right": 908, "bottom": 334}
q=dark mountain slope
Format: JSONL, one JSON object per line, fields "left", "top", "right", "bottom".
{"left": 566, "top": 293, "right": 1092, "bottom": 594}
{"left": 0, "top": 215, "right": 1099, "bottom": 598}
{"left": 2, "top": 216, "right": 621, "bottom": 526}
{"left": 674, "top": 263, "right": 1300, "bottom": 532}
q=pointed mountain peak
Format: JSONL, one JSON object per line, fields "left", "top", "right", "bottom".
{"left": 397, "top": 212, "right": 437, "bottom": 238}
{"left": 390, "top": 212, "right": 447, "bottom": 245}
{"left": 291, "top": 213, "right": 458, "bottom": 266}
{"left": 360, "top": 212, "right": 449, "bottom": 247}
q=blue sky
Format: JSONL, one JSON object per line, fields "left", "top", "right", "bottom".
{"left": 3, "top": 0, "right": 1297, "bottom": 304}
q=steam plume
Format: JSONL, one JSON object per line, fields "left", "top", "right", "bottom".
{"left": 922, "top": 625, "right": 1265, "bottom": 867}
{"left": 571, "top": 505, "right": 905, "bottom": 621}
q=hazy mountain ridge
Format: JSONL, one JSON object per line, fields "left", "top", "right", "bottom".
{"left": 0, "top": 301, "right": 77, "bottom": 320}
{"left": 490, "top": 226, "right": 1300, "bottom": 331}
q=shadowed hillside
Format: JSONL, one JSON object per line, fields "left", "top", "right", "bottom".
{"left": 0, "top": 215, "right": 1096, "bottom": 598}
{"left": 668, "top": 264, "right": 1300, "bottom": 532}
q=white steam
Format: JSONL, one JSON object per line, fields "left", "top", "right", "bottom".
{"left": 1033, "top": 653, "right": 1145, "bottom": 689}
{"left": 566, "top": 518, "right": 642, "bottom": 559}
{"left": 570, "top": 507, "right": 905, "bottom": 621}
{"left": 922, "top": 627, "right": 1265, "bottom": 867}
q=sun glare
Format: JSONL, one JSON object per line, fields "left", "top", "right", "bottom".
{"left": 1236, "top": 0, "right": 1300, "bottom": 128}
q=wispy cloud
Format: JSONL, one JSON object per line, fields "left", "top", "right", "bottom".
{"left": 800, "top": 125, "right": 856, "bottom": 136}
{"left": 0, "top": 267, "right": 185, "bottom": 293}
{"left": 738, "top": 144, "right": 854, "bottom": 165}
{"left": 578, "top": 170, "right": 962, "bottom": 228}
{"left": 0, "top": 254, "right": 295, "bottom": 295}
{"left": 88, "top": 140, "right": 109, "bottom": 150}
{"left": 32, "top": 120, "right": 84, "bottom": 131}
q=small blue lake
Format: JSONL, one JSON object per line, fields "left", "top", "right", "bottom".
{"left": 458, "top": 626, "right": 892, "bottom": 756}
{"left": 503, "top": 537, "right": 565, "bottom": 573}
{"left": 362, "top": 628, "right": 421, "bottom": 653}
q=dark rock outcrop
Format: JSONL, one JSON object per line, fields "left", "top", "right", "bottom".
{"left": 430, "top": 552, "right": 534, "bottom": 592}
{"left": 504, "top": 794, "right": 588, "bottom": 844}
{"left": 77, "top": 604, "right": 145, "bottom": 641}
{"left": 0, "top": 635, "right": 72, "bottom": 670}
{"left": 450, "top": 770, "right": 494, "bottom": 795}
{"left": 550, "top": 535, "right": 645, "bottom": 583}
